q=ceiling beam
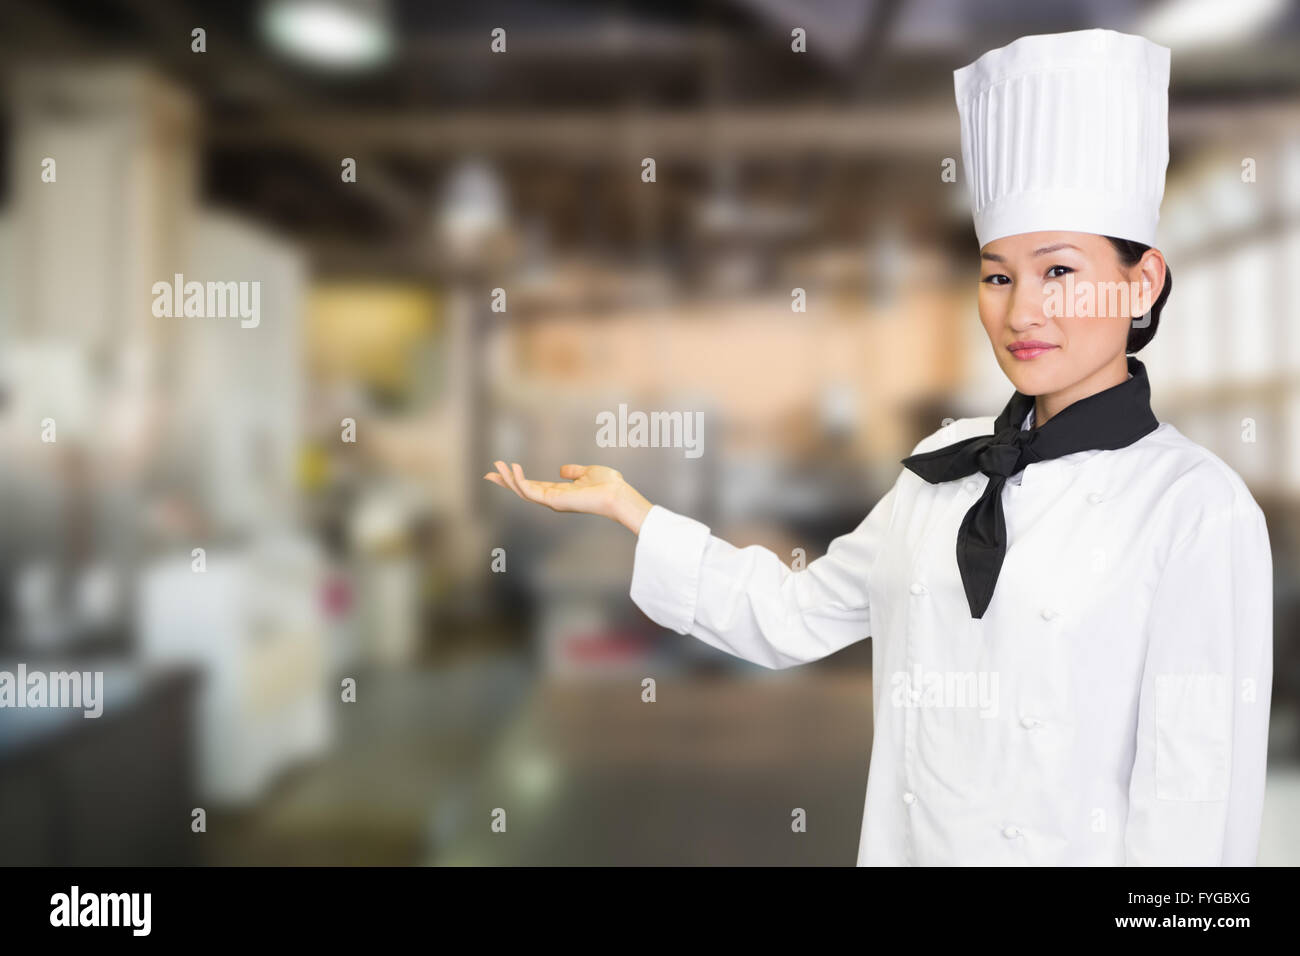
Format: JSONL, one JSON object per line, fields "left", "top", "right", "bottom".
{"left": 210, "top": 101, "right": 1300, "bottom": 158}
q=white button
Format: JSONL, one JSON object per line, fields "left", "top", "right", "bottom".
{"left": 1040, "top": 607, "right": 1059, "bottom": 621}
{"left": 1002, "top": 825, "right": 1021, "bottom": 839}
{"left": 964, "top": 479, "right": 979, "bottom": 493}
{"left": 902, "top": 791, "right": 916, "bottom": 806}
{"left": 1087, "top": 491, "right": 1103, "bottom": 504}
{"left": 910, "top": 582, "right": 928, "bottom": 595}
{"left": 1020, "top": 716, "right": 1040, "bottom": 729}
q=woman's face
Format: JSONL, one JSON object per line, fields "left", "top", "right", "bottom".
{"left": 977, "top": 230, "right": 1163, "bottom": 401}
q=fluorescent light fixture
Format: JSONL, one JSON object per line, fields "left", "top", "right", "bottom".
{"left": 261, "top": 0, "right": 393, "bottom": 68}
{"left": 1137, "top": 0, "right": 1287, "bottom": 51}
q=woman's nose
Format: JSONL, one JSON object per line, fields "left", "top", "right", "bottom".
{"left": 1008, "top": 283, "right": 1048, "bottom": 330}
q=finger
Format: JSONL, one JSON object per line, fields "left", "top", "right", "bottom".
{"left": 483, "top": 472, "right": 504, "bottom": 486}
{"left": 495, "top": 460, "right": 525, "bottom": 498}
{"left": 559, "top": 464, "right": 587, "bottom": 479}
{"left": 500, "top": 460, "right": 528, "bottom": 498}
{"left": 511, "top": 462, "right": 540, "bottom": 502}
{"left": 514, "top": 463, "right": 554, "bottom": 506}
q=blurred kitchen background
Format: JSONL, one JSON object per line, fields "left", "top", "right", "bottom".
{"left": 0, "top": 0, "right": 1298, "bottom": 865}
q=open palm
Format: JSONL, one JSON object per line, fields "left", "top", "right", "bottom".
{"left": 484, "top": 460, "right": 626, "bottom": 516}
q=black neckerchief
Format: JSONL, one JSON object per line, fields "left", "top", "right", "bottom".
{"left": 900, "top": 355, "right": 1159, "bottom": 619}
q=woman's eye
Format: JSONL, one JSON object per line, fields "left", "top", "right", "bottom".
{"left": 981, "top": 274, "right": 1009, "bottom": 286}
{"left": 1046, "top": 265, "right": 1074, "bottom": 278}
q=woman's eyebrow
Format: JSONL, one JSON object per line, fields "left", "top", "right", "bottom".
{"left": 981, "top": 242, "right": 1082, "bottom": 264}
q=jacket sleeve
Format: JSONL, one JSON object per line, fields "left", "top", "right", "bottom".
{"left": 1123, "top": 500, "right": 1274, "bottom": 865}
{"left": 628, "top": 483, "right": 897, "bottom": 670}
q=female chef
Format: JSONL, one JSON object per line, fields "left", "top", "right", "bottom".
{"left": 483, "top": 28, "right": 1273, "bottom": 866}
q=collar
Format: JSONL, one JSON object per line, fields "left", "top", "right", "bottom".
{"left": 1013, "top": 362, "right": 1149, "bottom": 473}
{"left": 899, "top": 355, "right": 1160, "bottom": 617}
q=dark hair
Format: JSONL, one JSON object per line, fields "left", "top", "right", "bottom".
{"left": 1104, "top": 236, "right": 1172, "bottom": 354}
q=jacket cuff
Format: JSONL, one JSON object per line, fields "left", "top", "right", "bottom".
{"left": 630, "top": 504, "right": 712, "bottom": 635}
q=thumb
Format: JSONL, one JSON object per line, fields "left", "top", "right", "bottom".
{"left": 558, "top": 464, "right": 587, "bottom": 479}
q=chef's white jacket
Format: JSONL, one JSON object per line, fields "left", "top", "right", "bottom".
{"left": 629, "top": 411, "right": 1273, "bottom": 865}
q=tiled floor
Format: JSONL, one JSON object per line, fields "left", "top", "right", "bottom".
{"left": 427, "top": 665, "right": 876, "bottom": 865}
{"left": 205, "top": 655, "right": 874, "bottom": 865}
{"left": 203, "top": 654, "right": 534, "bottom": 865}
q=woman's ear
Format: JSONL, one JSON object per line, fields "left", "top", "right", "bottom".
{"left": 1132, "top": 248, "right": 1167, "bottom": 318}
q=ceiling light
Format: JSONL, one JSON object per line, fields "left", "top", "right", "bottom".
{"left": 1137, "top": 0, "right": 1287, "bottom": 51}
{"left": 261, "top": 0, "right": 393, "bottom": 69}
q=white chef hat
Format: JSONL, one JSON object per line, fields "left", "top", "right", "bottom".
{"left": 953, "top": 28, "right": 1170, "bottom": 249}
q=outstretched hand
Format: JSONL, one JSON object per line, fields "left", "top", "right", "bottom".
{"left": 483, "top": 461, "right": 654, "bottom": 533}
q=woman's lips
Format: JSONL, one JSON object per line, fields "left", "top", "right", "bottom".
{"left": 1008, "top": 343, "right": 1058, "bottom": 360}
